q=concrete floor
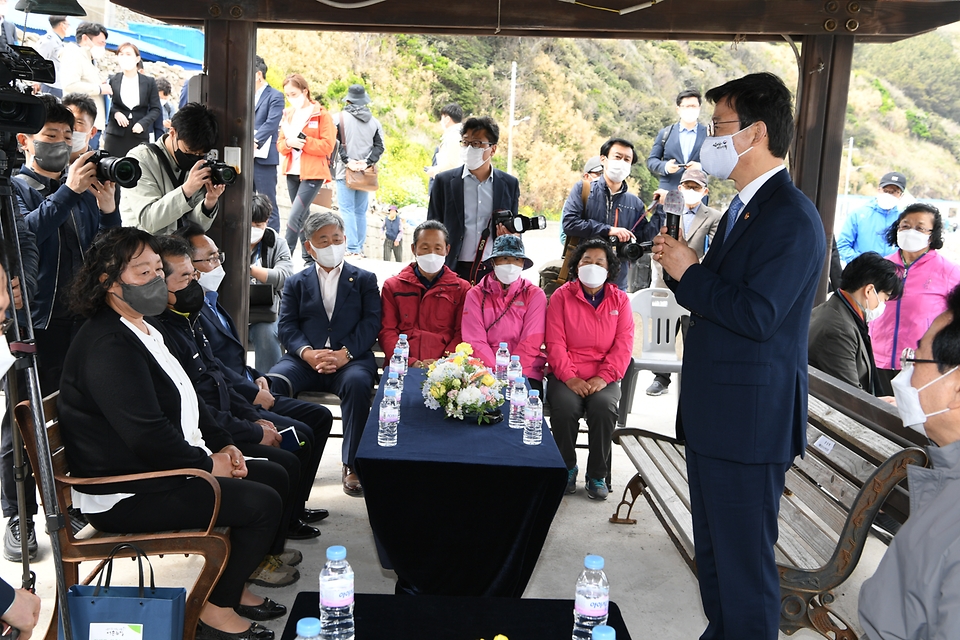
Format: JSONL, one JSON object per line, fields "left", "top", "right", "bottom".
{"left": 0, "top": 215, "right": 890, "bottom": 639}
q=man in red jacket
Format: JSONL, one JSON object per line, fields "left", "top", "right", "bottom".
{"left": 379, "top": 220, "right": 471, "bottom": 365}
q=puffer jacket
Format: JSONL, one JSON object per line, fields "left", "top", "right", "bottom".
{"left": 870, "top": 249, "right": 960, "bottom": 369}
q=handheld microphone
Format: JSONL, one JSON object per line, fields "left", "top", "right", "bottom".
{"left": 663, "top": 189, "right": 684, "bottom": 240}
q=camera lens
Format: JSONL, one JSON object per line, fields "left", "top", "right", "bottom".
{"left": 95, "top": 155, "right": 141, "bottom": 188}
{"left": 621, "top": 242, "right": 644, "bottom": 262}
{"left": 218, "top": 165, "right": 237, "bottom": 185}
{"left": 0, "top": 100, "right": 24, "bottom": 120}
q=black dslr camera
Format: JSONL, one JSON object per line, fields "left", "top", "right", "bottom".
{"left": 0, "top": 45, "right": 56, "bottom": 135}
{"left": 87, "top": 150, "right": 141, "bottom": 188}
{"left": 608, "top": 237, "right": 652, "bottom": 263}
{"left": 494, "top": 209, "right": 546, "bottom": 234}
{"left": 202, "top": 159, "right": 238, "bottom": 186}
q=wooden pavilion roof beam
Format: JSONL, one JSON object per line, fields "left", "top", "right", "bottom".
{"left": 114, "top": 0, "right": 960, "bottom": 42}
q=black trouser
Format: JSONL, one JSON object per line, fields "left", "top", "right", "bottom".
{"left": 546, "top": 374, "right": 621, "bottom": 480}
{"left": 653, "top": 315, "right": 690, "bottom": 387}
{"left": 259, "top": 395, "right": 332, "bottom": 512}
{"left": 383, "top": 237, "right": 402, "bottom": 262}
{"left": 86, "top": 459, "right": 284, "bottom": 609}
{"left": 235, "top": 443, "right": 295, "bottom": 555}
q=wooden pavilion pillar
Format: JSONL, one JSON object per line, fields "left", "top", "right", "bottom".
{"left": 203, "top": 18, "right": 256, "bottom": 344}
{"left": 791, "top": 34, "right": 855, "bottom": 306}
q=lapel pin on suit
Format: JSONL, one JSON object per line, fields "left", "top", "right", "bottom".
{"left": 349, "top": 277, "right": 354, "bottom": 282}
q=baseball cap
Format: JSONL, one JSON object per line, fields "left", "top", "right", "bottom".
{"left": 582, "top": 156, "right": 603, "bottom": 175}
{"left": 680, "top": 168, "right": 708, "bottom": 187}
{"left": 879, "top": 171, "right": 907, "bottom": 190}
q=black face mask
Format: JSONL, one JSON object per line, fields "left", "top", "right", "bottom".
{"left": 172, "top": 280, "right": 205, "bottom": 314}
{"left": 118, "top": 276, "right": 169, "bottom": 317}
{"left": 171, "top": 134, "right": 204, "bottom": 172}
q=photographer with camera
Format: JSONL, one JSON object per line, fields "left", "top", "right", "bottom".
{"left": 561, "top": 137, "right": 663, "bottom": 290}
{"left": 121, "top": 102, "right": 225, "bottom": 235}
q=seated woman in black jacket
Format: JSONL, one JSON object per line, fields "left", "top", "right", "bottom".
{"left": 58, "top": 227, "right": 285, "bottom": 640}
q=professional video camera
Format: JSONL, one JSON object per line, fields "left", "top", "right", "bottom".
{"left": 0, "top": 45, "right": 55, "bottom": 135}
{"left": 87, "top": 150, "right": 141, "bottom": 188}
{"left": 608, "top": 237, "right": 652, "bottom": 263}
{"left": 203, "top": 159, "right": 238, "bottom": 186}
{"left": 494, "top": 209, "right": 546, "bottom": 234}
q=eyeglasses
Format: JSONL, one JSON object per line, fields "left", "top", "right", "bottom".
{"left": 193, "top": 251, "right": 225, "bottom": 267}
{"left": 897, "top": 224, "right": 932, "bottom": 235}
{"left": 900, "top": 347, "right": 942, "bottom": 370}
{"left": 707, "top": 119, "right": 741, "bottom": 137}
{"left": 460, "top": 139, "right": 493, "bottom": 149}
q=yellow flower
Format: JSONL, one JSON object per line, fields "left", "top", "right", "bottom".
{"left": 481, "top": 374, "right": 496, "bottom": 387}
{"left": 454, "top": 355, "right": 466, "bottom": 367}
{"left": 456, "top": 342, "right": 473, "bottom": 356}
{"left": 431, "top": 385, "right": 445, "bottom": 399}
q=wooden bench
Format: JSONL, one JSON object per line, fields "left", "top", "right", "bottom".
{"left": 14, "top": 394, "right": 230, "bottom": 640}
{"left": 609, "top": 367, "right": 929, "bottom": 640}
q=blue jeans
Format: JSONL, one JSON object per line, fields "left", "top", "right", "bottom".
{"left": 336, "top": 179, "right": 370, "bottom": 253}
{"left": 284, "top": 176, "right": 323, "bottom": 259}
{"left": 249, "top": 319, "right": 282, "bottom": 372}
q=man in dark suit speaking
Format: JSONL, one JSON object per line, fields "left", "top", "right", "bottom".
{"left": 427, "top": 115, "right": 519, "bottom": 284}
{"left": 253, "top": 56, "right": 285, "bottom": 231}
{"left": 652, "top": 73, "right": 826, "bottom": 638}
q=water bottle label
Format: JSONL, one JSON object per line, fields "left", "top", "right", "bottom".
{"left": 525, "top": 407, "right": 537, "bottom": 421}
{"left": 320, "top": 578, "right": 355, "bottom": 607}
{"left": 511, "top": 396, "right": 525, "bottom": 408}
{"left": 574, "top": 595, "right": 609, "bottom": 617}
{"left": 380, "top": 407, "right": 398, "bottom": 421}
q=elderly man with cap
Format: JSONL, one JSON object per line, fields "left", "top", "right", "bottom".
{"left": 646, "top": 168, "right": 723, "bottom": 396}
{"left": 858, "top": 282, "right": 960, "bottom": 639}
{"left": 837, "top": 171, "right": 908, "bottom": 264}
{"left": 333, "top": 84, "right": 385, "bottom": 257}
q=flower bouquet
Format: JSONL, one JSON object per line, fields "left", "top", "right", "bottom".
{"left": 422, "top": 342, "right": 505, "bottom": 424}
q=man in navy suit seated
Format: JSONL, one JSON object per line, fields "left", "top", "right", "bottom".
{"left": 653, "top": 73, "right": 826, "bottom": 638}
{"left": 646, "top": 89, "right": 708, "bottom": 192}
{"left": 267, "top": 211, "right": 381, "bottom": 497}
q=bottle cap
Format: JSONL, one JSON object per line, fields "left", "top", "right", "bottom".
{"left": 389, "top": 371, "right": 398, "bottom": 379}
{"left": 394, "top": 348, "right": 402, "bottom": 354}
{"left": 499, "top": 342, "right": 508, "bottom": 348}
{"left": 516, "top": 377, "right": 525, "bottom": 384}
{"left": 326, "top": 545, "right": 347, "bottom": 561}
{"left": 511, "top": 355, "right": 520, "bottom": 361}
{"left": 592, "top": 626, "right": 615, "bottom": 640}
{"left": 584, "top": 554, "right": 604, "bottom": 570}
{"left": 384, "top": 389, "right": 397, "bottom": 397}
{"left": 529, "top": 390, "right": 539, "bottom": 397}
{"left": 296, "top": 617, "right": 321, "bottom": 638}
{"left": 399, "top": 334, "right": 407, "bottom": 339}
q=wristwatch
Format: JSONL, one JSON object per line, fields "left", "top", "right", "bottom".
{"left": 343, "top": 347, "right": 354, "bottom": 362}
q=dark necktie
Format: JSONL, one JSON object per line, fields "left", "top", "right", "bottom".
{"left": 723, "top": 195, "right": 745, "bottom": 243}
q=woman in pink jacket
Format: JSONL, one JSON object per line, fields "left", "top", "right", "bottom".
{"left": 871, "top": 203, "right": 960, "bottom": 391}
{"left": 461, "top": 235, "right": 547, "bottom": 391}
{"left": 546, "top": 238, "right": 634, "bottom": 501}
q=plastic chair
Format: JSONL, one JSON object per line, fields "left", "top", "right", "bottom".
{"left": 617, "top": 287, "right": 689, "bottom": 428}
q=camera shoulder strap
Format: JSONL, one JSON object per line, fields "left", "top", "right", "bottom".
{"left": 469, "top": 227, "right": 492, "bottom": 286}
{"left": 146, "top": 143, "right": 185, "bottom": 188}
{"left": 556, "top": 179, "right": 591, "bottom": 285}
{"left": 658, "top": 123, "right": 675, "bottom": 161}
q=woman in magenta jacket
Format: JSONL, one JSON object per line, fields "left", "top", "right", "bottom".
{"left": 461, "top": 235, "right": 547, "bottom": 391}
{"left": 545, "top": 238, "right": 634, "bottom": 501}
{"left": 870, "top": 203, "right": 960, "bottom": 390}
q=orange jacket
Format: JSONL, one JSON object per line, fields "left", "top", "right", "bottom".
{"left": 277, "top": 103, "right": 336, "bottom": 181}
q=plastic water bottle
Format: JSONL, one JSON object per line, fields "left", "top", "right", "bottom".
{"left": 397, "top": 333, "right": 410, "bottom": 365}
{"left": 319, "top": 546, "right": 355, "bottom": 640}
{"left": 523, "top": 390, "right": 542, "bottom": 445}
{"left": 390, "top": 348, "right": 407, "bottom": 378}
{"left": 295, "top": 617, "right": 321, "bottom": 640}
{"left": 495, "top": 342, "right": 510, "bottom": 381}
{"left": 378, "top": 389, "right": 399, "bottom": 447}
{"left": 385, "top": 371, "right": 402, "bottom": 402}
{"left": 572, "top": 555, "right": 609, "bottom": 640}
{"left": 592, "top": 626, "right": 615, "bottom": 640}
{"left": 506, "top": 355, "right": 523, "bottom": 401}
{"left": 509, "top": 376, "right": 527, "bottom": 429}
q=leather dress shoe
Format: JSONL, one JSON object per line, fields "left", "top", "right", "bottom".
{"left": 301, "top": 508, "right": 329, "bottom": 523}
{"left": 196, "top": 620, "right": 274, "bottom": 640}
{"left": 286, "top": 519, "right": 321, "bottom": 540}
{"left": 235, "top": 596, "right": 287, "bottom": 621}
{"left": 342, "top": 464, "right": 363, "bottom": 497}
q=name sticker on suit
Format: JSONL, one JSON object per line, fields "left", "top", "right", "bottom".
{"left": 813, "top": 435, "right": 835, "bottom": 455}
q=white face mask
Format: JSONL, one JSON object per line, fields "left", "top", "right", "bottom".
{"left": 604, "top": 159, "right": 631, "bottom": 184}
{"left": 699, "top": 126, "right": 754, "bottom": 180}
{"left": 198, "top": 264, "right": 226, "bottom": 293}
{"left": 876, "top": 192, "right": 900, "bottom": 211}
{"left": 0, "top": 335, "right": 15, "bottom": 379}
{"left": 863, "top": 288, "right": 885, "bottom": 324}
{"left": 891, "top": 362, "right": 958, "bottom": 434}
{"left": 70, "top": 132, "right": 89, "bottom": 153}
{"left": 897, "top": 229, "right": 930, "bottom": 253}
{"left": 250, "top": 226, "right": 266, "bottom": 245}
{"left": 90, "top": 45, "right": 106, "bottom": 60}
{"left": 117, "top": 56, "right": 139, "bottom": 72}
{"left": 681, "top": 187, "right": 704, "bottom": 207}
{"left": 578, "top": 264, "right": 608, "bottom": 289}
{"left": 313, "top": 241, "right": 346, "bottom": 268}
{"left": 679, "top": 107, "right": 700, "bottom": 122}
{"left": 460, "top": 146, "right": 487, "bottom": 172}
{"left": 494, "top": 263, "right": 522, "bottom": 285}
{"left": 289, "top": 94, "right": 307, "bottom": 110}
{"left": 415, "top": 252, "right": 446, "bottom": 274}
